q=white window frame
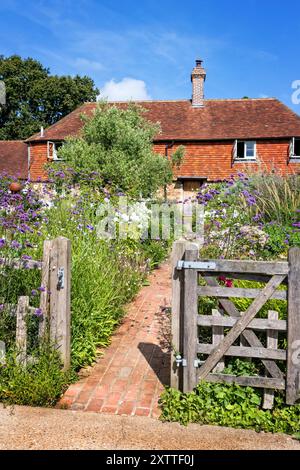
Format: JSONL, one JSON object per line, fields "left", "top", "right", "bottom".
{"left": 47, "top": 141, "right": 64, "bottom": 161}
{"left": 290, "top": 137, "right": 300, "bottom": 160}
{"left": 233, "top": 140, "right": 257, "bottom": 161}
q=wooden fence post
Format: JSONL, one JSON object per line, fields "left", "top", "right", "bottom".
{"left": 183, "top": 243, "right": 199, "bottom": 392}
{"left": 49, "top": 237, "right": 71, "bottom": 370}
{"left": 286, "top": 247, "right": 300, "bottom": 405}
{"left": 38, "top": 239, "right": 51, "bottom": 339}
{"left": 171, "top": 240, "right": 188, "bottom": 390}
{"left": 263, "top": 311, "right": 278, "bottom": 409}
{"left": 16, "top": 296, "right": 29, "bottom": 364}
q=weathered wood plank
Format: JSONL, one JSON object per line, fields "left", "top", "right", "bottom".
{"left": 197, "top": 274, "right": 286, "bottom": 380}
{"left": 198, "top": 343, "right": 286, "bottom": 361}
{"left": 212, "top": 272, "right": 288, "bottom": 285}
{"left": 38, "top": 240, "right": 51, "bottom": 339}
{"left": 49, "top": 237, "right": 71, "bottom": 371}
{"left": 203, "top": 275, "right": 284, "bottom": 379}
{"left": 183, "top": 244, "right": 199, "bottom": 392}
{"left": 0, "top": 257, "right": 43, "bottom": 270}
{"left": 263, "top": 311, "right": 278, "bottom": 409}
{"left": 197, "top": 315, "right": 287, "bottom": 332}
{"left": 286, "top": 248, "right": 300, "bottom": 404}
{"left": 171, "top": 240, "right": 188, "bottom": 389}
{"left": 1, "top": 303, "right": 35, "bottom": 316}
{"left": 199, "top": 259, "right": 288, "bottom": 275}
{"left": 16, "top": 296, "right": 29, "bottom": 364}
{"left": 212, "top": 309, "right": 225, "bottom": 373}
{"left": 202, "top": 373, "right": 285, "bottom": 390}
{"left": 198, "top": 286, "right": 287, "bottom": 301}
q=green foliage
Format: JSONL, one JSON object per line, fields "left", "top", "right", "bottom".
{"left": 160, "top": 375, "right": 300, "bottom": 435}
{"left": 58, "top": 102, "right": 173, "bottom": 197}
{"left": 249, "top": 173, "right": 300, "bottom": 225}
{"left": 0, "top": 55, "right": 98, "bottom": 140}
{"left": 171, "top": 146, "right": 186, "bottom": 168}
{"left": 263, "top": 223, "right": 300, "bottom": 256}
{"left": 0, "top": 345, "right": 74, "bottom": 407}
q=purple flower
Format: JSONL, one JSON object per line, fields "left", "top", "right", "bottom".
{"left": 38, "top": 286, "right": 46, "bottom": 292}
{"left": 10, "top": 240, "right": 22, "bottom": 250}
{"left": 0, "top": 239, "right": 5, "bottom": 248}
{"left": 31, "top": 289, "right": 38, "bottom": 296}
{"left": 86, "top": 224, "right": 94, "bottom": 231}
{"left": 22, "top": 255, "right": 32, "bottom": 260}
{"left": 34, "top": 308, "right": 43, "bottom": 317}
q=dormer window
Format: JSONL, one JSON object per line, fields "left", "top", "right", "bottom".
{"left": 289, "top": 138, "right": 300, "bottom": 160}
{"left": 233, "top": 140, "right": 257, "bottom": 161}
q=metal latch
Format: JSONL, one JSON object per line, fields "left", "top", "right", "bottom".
{"left": 57, "top": 267, "right": 65, "bottom": 290}
{"left": 175, "top": 355, "right": 187, "bottom": 367}
{"left": 194, "top": 359, "right": 205, "bottom": 368}
{"left": 177, "top": 261, "right": 217, "bottom": 271}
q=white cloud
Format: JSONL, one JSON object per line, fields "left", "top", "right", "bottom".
{"left": 100, "top": 77, "right": 151, "bottom": 101}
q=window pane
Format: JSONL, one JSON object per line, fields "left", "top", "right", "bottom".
{"left": 237, "top": 141, "right": 245, "bottom": 158}
{"left": 294, "top": 139, "right": 300, "bottom": 157}
{"left": 246, "top": 141, "right": 255, "bottom": 158}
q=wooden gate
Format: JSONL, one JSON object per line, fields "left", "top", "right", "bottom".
{"left": 171, "top": 241, "right": 300, "bottom": 407}
{"left": 0, "top": 237, "right": 71, "bottom": 369}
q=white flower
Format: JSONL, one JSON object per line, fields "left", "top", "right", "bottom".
{"left": 130, "top": 212, "right": 140, "bottom": 222}
{"left": 120, "top": 213, "right": 129, "bottom": 222}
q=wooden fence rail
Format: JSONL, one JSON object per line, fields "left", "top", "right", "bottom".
{"left": 0, "top": 237, "right": 71, "bottom": 370}
{"left": 171, "top": 241, "right": 300, "bottom": 407}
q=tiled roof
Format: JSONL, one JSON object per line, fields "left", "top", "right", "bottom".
{"left": 0, "top": 141, "right": 28, "bottom": 179}
{"left": 26, "top": 98, "right": 300, "bottom": 142}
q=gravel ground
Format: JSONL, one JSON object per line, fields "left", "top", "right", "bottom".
{"left": 0, "top": 405, "right": 299, "bottom": 450}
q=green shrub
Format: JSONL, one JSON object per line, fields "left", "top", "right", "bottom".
{"left": 249, "top": 173, "right": 300, "bottom": 225}
{"left": 58, "top": 101, "right": 173, "bottom": 197}
{"left": 0, "top": 346, "right": 74, "bottom": 407}
{"left": 160, "top": 367, "right": 300, "bottom": 435}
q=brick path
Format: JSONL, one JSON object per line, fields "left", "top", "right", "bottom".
{"left": 59, "top": 262, "right": 171, "bottom": 418}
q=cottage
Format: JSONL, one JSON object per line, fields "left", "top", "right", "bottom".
{"left": 3, "top": 60, "right": 300, "bottom": 197}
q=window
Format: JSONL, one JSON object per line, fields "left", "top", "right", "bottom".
{"left": 47, "top": 141, "right": 64, "bottom": 161}
{"left": 290, "top": 138, "right": 300, "bottom": 160}
{"left": 183, "top": 179, "right": 205, "bottom": 192}
{"left": 234, "top": 140, "right": 256, "bottom": 160}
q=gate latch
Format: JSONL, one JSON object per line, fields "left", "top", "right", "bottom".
{"left": 177, "top": 261, "right": 217, "bottom": 271}
{"left": 194, "top": 359, "right": 205, "bottom": 368}
{"left": 57, "top": 267, "right": 65, "bottom": 290}
{"left": 175, "top": 355, "right": 187, "bottom": 367}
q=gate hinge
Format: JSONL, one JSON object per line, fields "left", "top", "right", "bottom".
{"left": 175, "top": 355, "right": 187, "bottom": 367}
{"left": 177, "top": 261, "right": 217, "bottom": 271}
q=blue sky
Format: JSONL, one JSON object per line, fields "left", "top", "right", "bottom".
{"left": 0, "top": 0, "right": 300, "bottom": 112}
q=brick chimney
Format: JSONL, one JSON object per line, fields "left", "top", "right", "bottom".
{"left": 191, "top": 59, "right": 206, "bottom": 107}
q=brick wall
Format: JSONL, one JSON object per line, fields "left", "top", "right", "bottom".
{"left": 153, "top": 140, "right": 300, "bottom": 181}
{"left": 29, "top": 139, "right": 300, "bottom": 183}
{"left": 28, "top": 142, "right": 49, "bottom": 181}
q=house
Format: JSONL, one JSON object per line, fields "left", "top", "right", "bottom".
{"left": 0, "top": 141, "right": 28, "bottom": 179}
{"left": 4, "top": 60, "right": 300, "bottom": 196}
